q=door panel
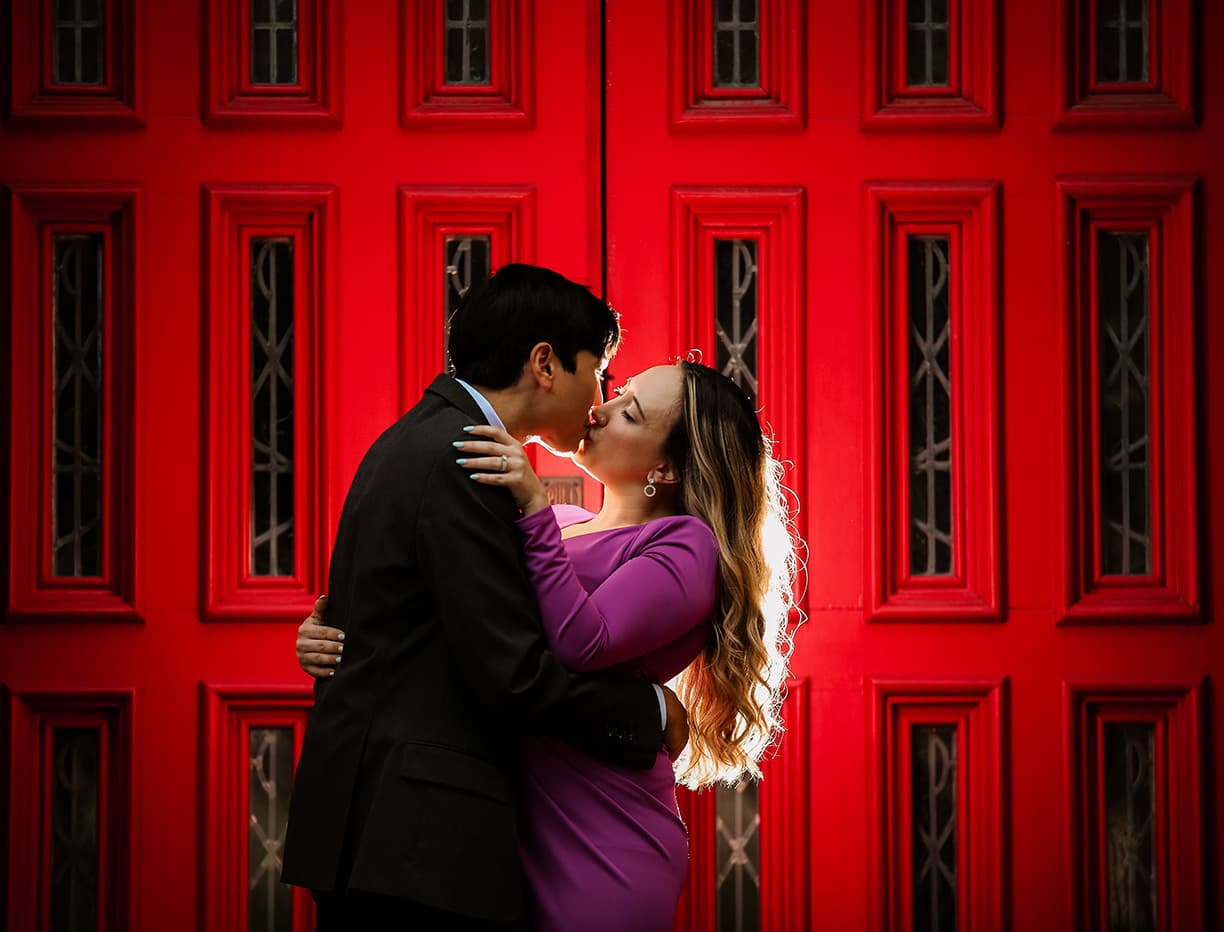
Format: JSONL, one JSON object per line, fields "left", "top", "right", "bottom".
{"left": 3, "top": 1, "right": 603, "bottom": 928}
{"left": 605, "top": 1, "right": 1221, "bottom": 930}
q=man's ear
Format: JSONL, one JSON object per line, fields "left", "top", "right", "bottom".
{"left": 528, "top": 342, "right": 555, "bottom": 387}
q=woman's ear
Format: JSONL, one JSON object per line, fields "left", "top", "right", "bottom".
{"left": 650, "top": 461, "right": 681, "bottom": 488}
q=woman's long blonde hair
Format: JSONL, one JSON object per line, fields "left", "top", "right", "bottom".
{"left": 664, "top": 361, "right": 801, "bottom": 789}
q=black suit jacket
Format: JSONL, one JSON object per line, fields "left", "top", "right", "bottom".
{"left": 280, "top": 376, "right": 663, "bottom": 922}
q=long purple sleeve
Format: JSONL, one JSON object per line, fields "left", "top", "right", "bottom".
{"left": 514, "top": 506, "right": 719, "bottom": 673}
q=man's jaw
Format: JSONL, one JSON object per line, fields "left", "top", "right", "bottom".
{"left": 528, "top": 433, "right": 580, "bottom": 459}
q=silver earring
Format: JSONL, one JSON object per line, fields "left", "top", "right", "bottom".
{"left": 643, "top": 476, "right": 657, "bottom": 498}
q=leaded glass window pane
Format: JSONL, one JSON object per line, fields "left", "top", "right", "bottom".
{"left": 251, "top": 238, "right": 294, "bottom": 577}
{"left": 713, "top": 0, "right": 760, "bottom": 88}
{"left": 912, "top": 724, "right": 956, "bottom": 932}
{"left": 53, "top": 0, "right": 105, "bottom": 85}
{"left": 1104, "top": 723, "right": 1157, "bottom": 931}
{"left": 716, "top": 778, "right": 761, "bottom": 932}
{"left": 1097, "top": 0, "right": 1149, "bottom": 84}
{"left": 444, "top": 0, "right": 491, "bottom": 85}
{"left": 906, "top": 0, "right": 950, "bottom": 87}
{"left": 908, "top": 236, "right": 953, "bottom": 577}
{"left": 444, "top": 235, "right": 491, "bottom": 372}
{"left": 52, "top": 235, "right": 104, "bottom": 579}
{"left": 715, "top": 238, "right": 759, "bottom": 404}
{"left": 251, "top": 0, "right": 299, "bottom": 85}
{"left": 249, "top": 727, "right": 294, "bottom": 932}
{"left": 51, "top": 727, "right": 100, "bottom": 932}
{"left": 1098, "top": 232, "right": 1151, "bottom": 577}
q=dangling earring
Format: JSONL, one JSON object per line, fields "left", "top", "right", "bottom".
{"left": 643, "top": 476, "right": 657, "bottom": 498}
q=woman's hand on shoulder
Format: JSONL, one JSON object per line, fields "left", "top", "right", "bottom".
{"left": 453, "top": 425, "right": 550, "bottom": 515}
{"left": 297, "top": 594, "right": 344, "bottom": 678}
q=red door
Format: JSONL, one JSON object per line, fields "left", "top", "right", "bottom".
{"left": 3, "top": 2, "right": 603, "bottom": 929}
{"left": 4, "top": 1, "right": 1222, "bottom": 931}
{"left": 605, "top": 1, "right": 1221, "bottom": 930}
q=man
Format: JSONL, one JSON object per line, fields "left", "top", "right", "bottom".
{"left": 281, "top": 264, "right": 687, "bottom": 930}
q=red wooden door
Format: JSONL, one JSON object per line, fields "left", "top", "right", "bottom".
{"left": 604, "top": 1, "right": 1221, "bottom": 930}
{"left": 2, "top": 2, "right": 603, "bottom": 929}
{"left": 4, "top": 1, "right": 1222, "bottom": 931}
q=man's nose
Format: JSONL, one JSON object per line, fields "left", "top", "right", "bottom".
{"left": 588, "top": 404, "right": 607, "bottom": 427}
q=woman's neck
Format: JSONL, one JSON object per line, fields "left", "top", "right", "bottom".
{"left": 589, "top": 486, "right": 680, "bottom": 530}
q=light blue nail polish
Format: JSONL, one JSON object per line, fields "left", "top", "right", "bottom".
{"left": 338, "top": 643, "right": 344, "bottom": 653}
{"left": 470, "top": 474, "right": 481, "bottom": 480}
{"left": 329, "top": 669, "right": 335, "bottom": 677}
{"left": 337, "top": 632, "right": 345, "bottom": 641}
{"left": 452, "top": 441, "right": 465, "bottom": 448}
{"left": 336, "top": 655, "right": 343, "bottom": 663}
{"left": 455, "top": 458, "right": 468, "bottom": 465}
{"left": 463, "top": 425, "right": 475, "bottom": 432}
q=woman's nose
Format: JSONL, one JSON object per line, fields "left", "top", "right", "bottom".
{"left": 588, "top": 404, "right": 607, "bottom": 427}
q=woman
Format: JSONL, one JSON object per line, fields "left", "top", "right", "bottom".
{"left": 297, "top": 360, "right": 799, "bottom": 931}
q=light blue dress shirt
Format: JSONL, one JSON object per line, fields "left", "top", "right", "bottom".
{"left": 455, "top": 378, "right": 507, "bottom": 432}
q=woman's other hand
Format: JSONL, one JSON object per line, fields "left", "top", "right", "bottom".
{"left": 297, "top": 594, "right": 344, "bottom": 678}
{"left": 453, "top": 425, "right": 550, "bottom": 515}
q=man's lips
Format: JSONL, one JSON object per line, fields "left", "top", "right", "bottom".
{"left": 577, "top": 423, "right": 597, "bottom": 452}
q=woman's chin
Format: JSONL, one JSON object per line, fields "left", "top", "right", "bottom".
{"left": 573, "top": 444, "right": 598, "bottom": 477}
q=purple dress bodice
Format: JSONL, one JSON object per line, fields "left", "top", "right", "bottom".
{"left": 514, "top": 504, "right": 718, "bottom": 931}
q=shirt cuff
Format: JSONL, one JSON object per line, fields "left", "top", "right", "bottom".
{"left": 652, "top": 683, "right": 667, "bottom": 728}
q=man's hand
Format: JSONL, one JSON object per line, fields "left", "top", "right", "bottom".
{"left": 296, "top": 595, "right": 344, "bottom": 678}
{"left": 661, "top": 685, "right": 689, "bottom": 760}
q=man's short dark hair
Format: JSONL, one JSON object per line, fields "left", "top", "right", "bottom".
{"left": 447, "top": 264, "right": 620, "bottom": 390}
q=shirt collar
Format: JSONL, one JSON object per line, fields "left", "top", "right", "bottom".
{"left": 453, "top": 378, "right": 508, "bottom": 432}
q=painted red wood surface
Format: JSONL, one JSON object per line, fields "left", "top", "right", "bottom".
{"left": 2, "top": 1, "right": 1222, "bottom": 929}
{"left": 202, "top": 185, "right": 335, "bottom": 621}
{"left": 864, "top": 181, "right": 1002, "bottom": 622}
{"left": 605, "top": 1, "right": 1222, "bottom": 929}
{"left": 204, "top": 0, "right": 340, "bottom": 124}
{"left": 2, "top": 2, "right": 603, "bottom": 928}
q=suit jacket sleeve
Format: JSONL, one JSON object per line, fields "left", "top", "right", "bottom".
{"left": 417, "top": 449, "right": 664, "bottom": 768}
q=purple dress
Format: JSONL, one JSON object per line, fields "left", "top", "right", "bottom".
{"left": 515, "top": 504, "right": 719, "bottom": 932}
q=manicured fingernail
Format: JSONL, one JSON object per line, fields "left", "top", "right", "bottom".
{"left": 452, "top": 441, "right": 465, "bottom": 448}
{"left": 463, "top": 425, "right": 475, "bottom": 432}
{"left": 337, "top": 632, "right": 345, "bottom": 641}
{"left": 470, "top": 474, "right": 482, "bottom": 480}
{"left": 329, "top": 670, "right": 335, "bottom": 677}
{"left": 336, "top": 655, "right": 342, "bottom": 663}
{"left": 455, "top": 458, "right": 468, "bottom": 465}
